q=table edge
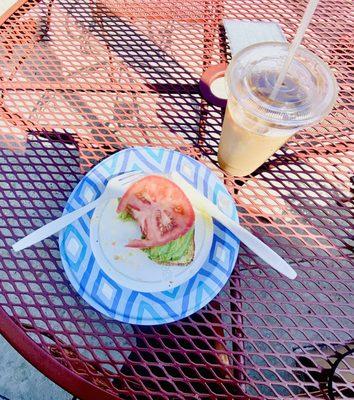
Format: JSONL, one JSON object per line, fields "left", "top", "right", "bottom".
{"left": 0, "top": 0, "right": 33, "bottom": 26}
{"left": 0, "top": 308, "right": 121, "bottom": 400}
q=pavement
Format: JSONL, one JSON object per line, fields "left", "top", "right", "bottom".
{"left": 0, "top": 335, "right": 71, "bottom": 400}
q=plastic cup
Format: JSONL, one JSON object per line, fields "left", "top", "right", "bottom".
{"left": 218, "top": 42, "right": 338, "bottom": 176}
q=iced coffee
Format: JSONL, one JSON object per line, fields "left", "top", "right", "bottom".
{"left": 218, "top": 43, "right": 338, "bottom": 176}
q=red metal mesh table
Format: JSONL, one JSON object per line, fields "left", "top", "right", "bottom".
{"left": 0, "top": 0, "right": 353, "bottom": 399}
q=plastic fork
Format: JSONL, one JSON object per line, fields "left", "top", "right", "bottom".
{"left": 12, "top": 171, "right": 143, "bottom": 252}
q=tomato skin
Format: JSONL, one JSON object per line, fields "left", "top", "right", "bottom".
{"left": 117, "top": 175, "right": 195, "bottom": 249}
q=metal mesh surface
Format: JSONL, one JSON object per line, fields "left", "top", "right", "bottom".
{"left": 0, "top": 0, "right": 353, "bottom": 399}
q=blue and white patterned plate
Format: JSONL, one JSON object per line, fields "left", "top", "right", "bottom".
{"left": 59, "top": 147, "right": 239, "bottom": 325}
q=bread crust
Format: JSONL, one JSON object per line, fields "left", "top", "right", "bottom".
{"left": 154, "top": 231, "right": 195, "bottom": 266}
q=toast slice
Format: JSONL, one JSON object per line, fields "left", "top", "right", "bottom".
{"left": 156, "top": 230, "right": 195, "bottom": 266}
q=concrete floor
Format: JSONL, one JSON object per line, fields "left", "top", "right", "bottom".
{"left": 0, "top": 335, "right": 71, "bottom": 400}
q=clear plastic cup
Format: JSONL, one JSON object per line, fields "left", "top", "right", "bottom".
{"left": 218, "top": 42, "right": 338, "bottom": 176}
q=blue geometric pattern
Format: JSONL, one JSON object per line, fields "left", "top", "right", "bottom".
{"left": 75, "top": 176, "right": 101, "bottom": 207}
{"left": 59, "top": 147, "right": 239, "bottom": 325}
{"left": 62, "top": 225, "right": 87, "bottom": 272}
{"left": 175, "top": 154, "right": 200, "bottom": 187}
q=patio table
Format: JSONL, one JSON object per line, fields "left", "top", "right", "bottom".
{"left": 0, "top": 0, "right": 353, "bottom": 399}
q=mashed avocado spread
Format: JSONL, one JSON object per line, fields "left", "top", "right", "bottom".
{"left": 117, "top": 209, "right": 134, "bottom": 222}
{"left": 142, "top": 228, "right": 194, "bottom": 263}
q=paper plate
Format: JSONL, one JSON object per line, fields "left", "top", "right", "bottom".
{"left": 59, "top": 147, "right": 239, "bottom": 325}
{"left": 90, "top": 194, "right": 213, "bottom": 292}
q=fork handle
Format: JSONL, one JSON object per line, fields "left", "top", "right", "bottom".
{"left": 12, "top": 198, "right": 102, "bottom": 252}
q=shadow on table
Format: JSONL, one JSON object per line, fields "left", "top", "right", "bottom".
{"left": 116, "top": 313, "right": 258, "bottom": 399}
{"left": 51, "top": 0, "right": 215, "bottom": 160}
{"left": 1, "top": 0, "right": 220, "bottom": 170}
{"left": 58, "top": 0, "right": 201, "bottom": 89}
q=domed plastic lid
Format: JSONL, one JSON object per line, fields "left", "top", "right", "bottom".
{"left": 226, "top": 42, "right": 338, "bottom": 127}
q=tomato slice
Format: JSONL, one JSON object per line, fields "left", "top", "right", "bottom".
{"left": 117, "top": 175, "right": 195, "bottom": 249}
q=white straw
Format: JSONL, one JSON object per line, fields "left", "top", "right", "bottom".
{"left": 269, "top": 0, "right": 321, "bottom": 100}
